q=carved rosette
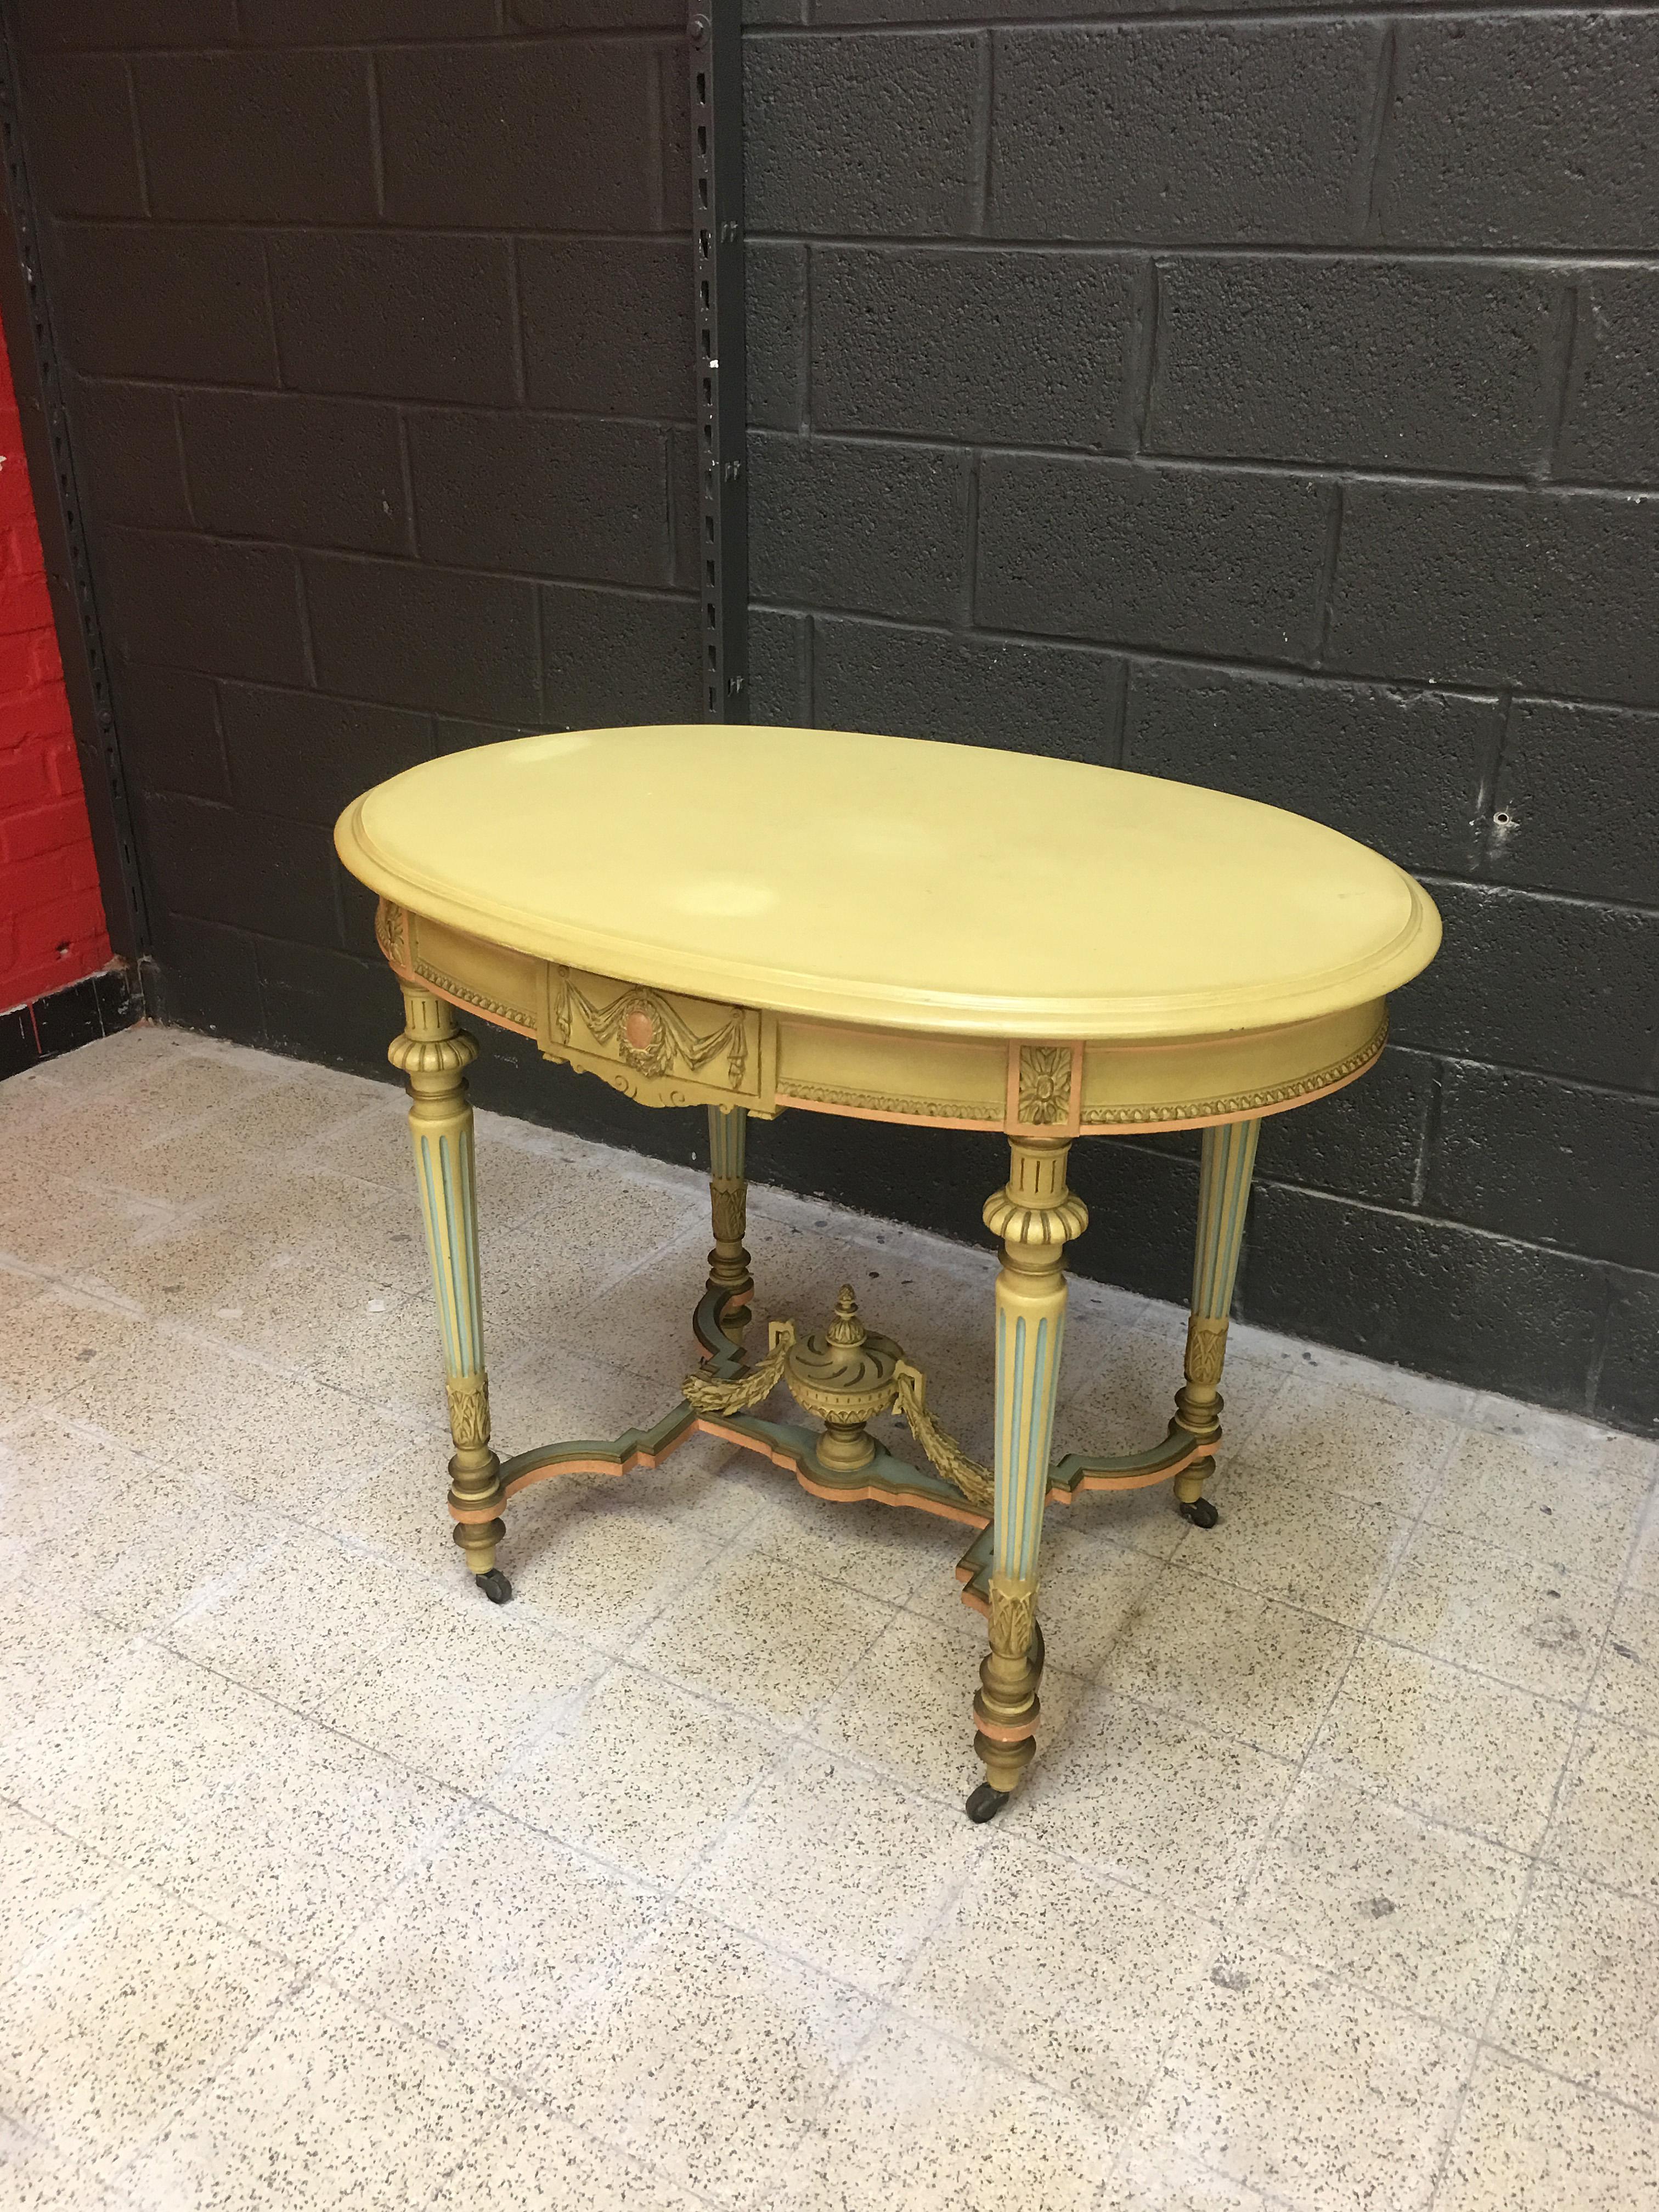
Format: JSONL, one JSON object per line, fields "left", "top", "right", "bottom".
{"left": 1017, "top": 1045, "right": 1072, "bottom": 1127}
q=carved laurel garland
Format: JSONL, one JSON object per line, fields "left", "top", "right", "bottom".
{"left": 893, "top": 1364, "right": 994, "bottom": 1514}
{"left": 552, "top": 969, "right": 748, "bottom": 1087}
{"left": 682, "top": 1323, "right": 795, "bottom": 1416}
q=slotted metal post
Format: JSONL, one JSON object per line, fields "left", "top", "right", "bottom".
{"left": 689, "top": 3, "right": 748, "bottom": 723}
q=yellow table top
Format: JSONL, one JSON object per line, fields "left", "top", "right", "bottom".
{"left": 336, "top": 724, "right": 1440, "bottom": 1042}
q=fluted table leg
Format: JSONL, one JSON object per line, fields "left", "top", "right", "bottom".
{"left": 389, "top": 986, "right": 509, "bottom": 1604}
{"left": 968, "top": 1135, "right": 1088, "bottom": 1822}
{"left": 705, "top": 1104, "right": 753, "bottom": 1336}
{"left": 1171, "top": 1117, "right": 1262, "bottom": 1529}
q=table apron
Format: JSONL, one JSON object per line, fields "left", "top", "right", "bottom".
{"left": 378, "top": 899, "right": 1387, "bottom": 1137}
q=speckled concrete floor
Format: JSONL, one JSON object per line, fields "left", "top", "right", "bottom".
{"left": 1, "top": 1024, "right": 1656, "bottom": 2212}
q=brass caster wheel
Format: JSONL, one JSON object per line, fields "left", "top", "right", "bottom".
{"left": 966, "top": 1783, "right": 1009, "bottom": 1824}
{"left": 475, "top": 1568, "right": 513, "bottom": 1604}
{"left": 1178, "top": 1496, "right": 1220, "bottom": 1530}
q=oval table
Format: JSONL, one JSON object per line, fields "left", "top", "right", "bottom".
{"left": 336, "top": 724, "right": 1440, "bottom": 1821}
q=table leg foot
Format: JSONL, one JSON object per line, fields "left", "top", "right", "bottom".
{"left": 475, "top": 1567, "right": 514, "bottom": 1605}
{"left": 1174, "top": 1454, "right": 1220, "bottom": 1528}
{"left": 966, "top": 1783, "right": 1009, "bottom": 1824}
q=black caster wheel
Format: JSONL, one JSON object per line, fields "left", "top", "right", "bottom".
{"left": 1178, "top": 1497, "right": 1220, "bottom": 1530}
{"left": 475, "top": 1568, "right": 513, "bottom": 1605}
{"left": 966, "top": 1784, "right": 1009, "bottom": 1824}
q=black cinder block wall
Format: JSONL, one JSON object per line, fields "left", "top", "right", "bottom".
{"left": 12, "top": 0, "right": 709, "bottom": 1166}
{"left": 739, "top": 0, "right": 1659, "bottom": 1434}
{"left": 11, "top": 1, "right": 1659, "bottom": 1429}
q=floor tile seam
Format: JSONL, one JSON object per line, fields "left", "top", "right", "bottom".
{"left": 1, "top": 1404, "right": 187, "bottom": 1488}
{"left": 121, "top": 1629, "right": 484, "bottom": 1821}
{"left": 289, "top": 1889, "right": 874, "bottom": 2194}
{"left": 1611, "top": 1477, "right": 1659, "bottom": 1592}
{"left": 1214, "top": 1490, "right": 1415, "bottom": 1925}
{"left": 421, "top": 2124, "right": 729, "bottom": 2212}
{"left": 110, "top": 1319, "right": 462, "bottom": 1471}
{"left": 1042, "top": 1910, "right": 1239, "bottom": 2166}
{"left": 0, "top": 1254, "right": 150, "bottom": 1318}
{"left": 128, "top": 1795, "right": 484, "bottom": 1997}
{"left": 0, "top": 1896, "right": 106, "bottom": 2000}
{"left": 1508, "top": 1553, "right": 1658, "bottom": 1895}
{"left": 128, "top": 1725, "right": 472, "bottom": 1895}
{"left": 1215, "top": 1754, "right": 1340, "bottom": 1939}
{"left": 1351, "top": 1407, "right": 1623, "bottom": 1700}
{"left": 1225, "top": 1908, "right": 1523, "bottom": 2048}
{"left": 1152, "top": 1543, "right": 1601, "bottom": 1715}
{"left": 303, "top": 1839, "right": 679, "bottom": 2012}
{"left": 97, "top": 1966, "right": 348, "bottom": 2202}
{"left": 246, "top": 1581, "right": 611, "bottom": 1752}
{"left": 530, "top": 1211, "right": 718, "bottom": 1327}
{"left": 35, "top": 1853, "right": 321, "bottom": 1988}
{"left": 133, "top": 1515, "right": 322, "bottom": 1637}
{"left": 422, "top": 1776, "right": 685, "bottom": 1909}
{"left": 1349, "top": 1618, "right": 1602, "bottom": 1716}
{"left": 3, "top": 2120, "right": 144, "bottom": 2212}
{"left": 1144, "top": 1921, "right": 1489, "bottom": 2212}
{"left": 1103, "top": 2127, "right": 1306, "bottom": 2212}
{"left": 1085, "top": 1649, "right": 1358, "bottom": 1773}
{"left": 31, "top": 1083, "right": 292, "bottom": 1165}
{"left": 740, "top": 1525, "right": 973, "bottom": 1627}
{"left": 1408, "top": 1500, "right": 1653, "bottom": 1594}
{"left": 151, "top": 1514, "right": 469, "bottom": 1648}
{"left": 495, "top": 1481, "right": 798, "bottom": 1663}
{"left": 1417, "top": 2021, "right": 1538, "bottom": 2211}
{"left": 631, "top": 1570, "right": 907, "bottom": 1734}
{"left": 1562, "top": 1517, "right": 1654, "bottom": 1737}
{"left": 1266, "top": 1735, "right": 1568, "bottom": 1866}
{"left": 1472, "top": 2025, "right": 1659, "bottom": 2127}
{"left": 653, "top": 1735, "right": 839, "bottom": 1902}
{"left": 852, "top": 1987, "right": 1149, "bottom": 2142}
{"left": 24, "top": 1947, "right": 317, "bottom": 2192}
{"left": 876, "top": 1821, "right": 1011, "bottom": 2016}
{"left": 0, "top": 1613, "right": 189, "bottom": 1760}
{"left": 952, "top": 1804, "right": 1240, "bottom": 1930}
{"left": 1423, "top": 1672, "right": 1611, "bottom": 2206}
{"left": 1059, "top": 1668, "right": 1299, "bottom": 1784}
{"left": 1136, "top": 1531, "right": 1409, "bottom": 1639}
{"left": 517, "top": 1640, "right": 804, "bottom": 1769}
{"left": 663, "top": 1724, "right": 1001, "bottom": 1912}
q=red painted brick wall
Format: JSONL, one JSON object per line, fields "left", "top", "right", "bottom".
{"left": 0, "top": 318, "right": 108, "bottom": 1011}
